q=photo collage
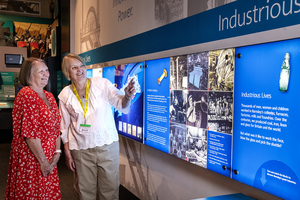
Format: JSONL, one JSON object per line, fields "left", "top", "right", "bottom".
{"left": 169, "top": 48, "right": 235, "bottom": 168}
{"left": 95, "top": 48, "right": 235, "bottom": 169}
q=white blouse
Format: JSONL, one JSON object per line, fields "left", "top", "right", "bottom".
{"left": 58, "top": 77, "right": 130, "bottom": 150}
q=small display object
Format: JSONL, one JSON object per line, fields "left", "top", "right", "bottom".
{"left": 5, "top": 54, "right": 23, "bottom": 66}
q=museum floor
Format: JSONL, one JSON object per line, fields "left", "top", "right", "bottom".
{"left": 0, "top": 142, "right": 139, "bottom": 200}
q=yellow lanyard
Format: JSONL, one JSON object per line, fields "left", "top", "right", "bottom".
{"left": 73, "top": 79, "right": 89, "bottom": 119}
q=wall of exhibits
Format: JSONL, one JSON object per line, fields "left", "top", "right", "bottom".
{"left": 70, "top": 0, "right": 300, "bottom": 199}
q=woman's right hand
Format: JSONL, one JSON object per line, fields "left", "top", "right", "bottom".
{"left": 64, "top": 143, "right": 76, "bottom": 172}
{"left": 65, "top": 153, "right": 76, "bottom": 172}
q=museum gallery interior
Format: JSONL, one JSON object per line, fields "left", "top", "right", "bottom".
{"left": 1, "top": 0, "right": 299, "bottom": 199}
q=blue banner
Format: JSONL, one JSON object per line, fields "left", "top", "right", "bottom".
{"left": 80, "top": 0, "right": 300, "bottom": 66}
{"left": 144, "top": 58, "right": 170, "bottom": 153}
{"left": 233, "top": 38, "right": 300, "bottom": 200}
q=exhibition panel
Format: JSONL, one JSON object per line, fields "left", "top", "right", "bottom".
{"left": 100, "top": 40, "right": 300, "bottom": 199}
{"left": 114, "top": 62, "right": 144, "bottom": 143}
{"left": 144, "top": 58, "right": 170, "bottom": 153}
{"left": 233, "top": 38, "right": 300, "bottom": 199}
{"left": 82, "top": 1, "right": 300, "bottom": 199}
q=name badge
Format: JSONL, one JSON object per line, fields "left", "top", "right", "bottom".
{"left": 79, "top": 124, "right": 91, "bottom": 135}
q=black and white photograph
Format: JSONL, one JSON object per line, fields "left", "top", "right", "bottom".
{"left": 188, "top": 52, "right": 209, "bottom": 90}
{"left": 155, "top": 0, "right": 185, "bottom": 26}
{"left": 170, "top": 90, "right": 187, "bottom": 125}
{"left": 186, "top": 91, "right": 208, "bottom": 129}
{"left": 207, "top": 91, "right": 233, "bottom": 134}
{"left": 80, "top": 0, "right": 101, "bottom": 53}
{"left": 207, "top": 0, "right": 236, "bottom": 10}
{"left": 128, "top": 124, "right": 132, "bottom": 135}
{"left": 169, "top": 122, "right": 187, "bottom": 160}
{"left": 170, "top": 55, "right": 188, "bottom": 90}
{"left": 186, "top": 126, "right": 207, "bottom": 168}
{"left": 188, "top": 0, "right": 236, "bottom": 17}
{"left": 123, "top": 122, "right": 127, "bottom": 134}
{"left": 208, "top": 48, "right": 235, "bottom": 91}
{"left": 137, "top": 126, "right": 142, "bottom": 139}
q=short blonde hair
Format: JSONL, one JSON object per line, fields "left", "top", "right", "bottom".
{"left": 19, "top": 57, "right": 47, "bottom": 86}
{"left": 62, "top": 53, "right": 86, "bottom": 81}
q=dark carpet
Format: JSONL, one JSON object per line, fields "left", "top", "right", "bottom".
{"left": 0, "top": 143, "right": 139, "bottom": 200}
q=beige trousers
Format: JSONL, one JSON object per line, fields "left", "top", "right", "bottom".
{"left": 71, "top": 141, "right": 120, "bottom": 200}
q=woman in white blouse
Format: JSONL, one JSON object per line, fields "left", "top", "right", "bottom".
{"left": 58, "top": 53, "right": 135, "bottom": 200}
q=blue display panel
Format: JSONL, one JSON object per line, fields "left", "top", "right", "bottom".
{"left": 144, "top": 58, "right": 170, "bottom": 153}
{"left": 233, "top": 38, "right": 300, "bottom": 200}
{"left": 102, "top": 66, "right": 115, "bottom": 84}
{"left": 86, "top": 69, "right": 93, "bottom": 78}
{"left": 114, "top": 62, "right": 144, "bottom": 143}
{"left": 207, "top": 130, "right": 232, "bottom": 177}
{"left": 102, "top": 66, "right": 115, "bottom": 115}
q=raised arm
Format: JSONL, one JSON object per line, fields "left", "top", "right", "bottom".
{"left": 122, "top": 78, "right": 136, "bottom": 109}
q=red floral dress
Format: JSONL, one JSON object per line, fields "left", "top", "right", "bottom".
{"left": 5, "top": 87, "right": 62, "bottom": 200}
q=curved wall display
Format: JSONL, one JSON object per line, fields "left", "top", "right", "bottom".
{"left": 80, "top": 1, "right": 300, "bottom": 199}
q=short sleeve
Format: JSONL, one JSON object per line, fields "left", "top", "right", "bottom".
{"left": 20, "top": 91, "right": 40, "bottom": 139}
{"left": 46, "top": 91, "right": 62, "bottom": 137}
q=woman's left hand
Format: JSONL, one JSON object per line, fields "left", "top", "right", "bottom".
{"left": 124, "top": 78, "right": 136, "bottom": 99}
{"left": 50, "top": 152, "right": 61, "bottom": 169}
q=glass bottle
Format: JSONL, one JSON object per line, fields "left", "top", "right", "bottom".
{"left": 279, "top": 53, "right": 290, "bottom": 92}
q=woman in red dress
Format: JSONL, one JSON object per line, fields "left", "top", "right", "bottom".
{"left": 5, "top": 57, "right": 62, "bottom": 200}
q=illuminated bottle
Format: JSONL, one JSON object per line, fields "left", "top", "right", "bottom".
{"left": 279, "top": 53, "right": 290, "bottom": 92}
